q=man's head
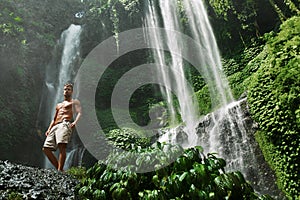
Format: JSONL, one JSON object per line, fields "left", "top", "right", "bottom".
{"left": 63, "top": 83, "right": 73, "bottom": 99}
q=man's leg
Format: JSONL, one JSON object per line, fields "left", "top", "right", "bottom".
{"left": 42, "top": 147, "right": 58, "bottom": 169}
{"left": 57, "top": 143, "right": 67, "bottom": 171}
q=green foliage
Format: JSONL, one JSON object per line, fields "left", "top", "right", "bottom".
{"left": 107, "top": 127, "right": 151, "bottom": 150}
{"left": 83, "top": 0, "right": 142, "bottom": 45}
{"left": 0, "top": 0, "right": 81, "bottom": 50}
{"left": 269, "top": 0, "right": 287, "bottom": 22}
{"left": 223, "top": 41, "right": 265, "bottom": 77}
{"left": 269, "top": 0, "right": 300, "bottom": 22}
{"left": 225, "top": 41, "right": 266, "bottom": 98}
{"left": 206, "top": 0, "right": 260, "bottom": 52}
{"left": 35, "top": 32, "right": 56, "bottom": 47}
{"left": 283, "top": 0, "right": 300, "bottom": 15}
{"left": 205, "top": 0, "right": 299, "bottom": 54}
{"left": 208, "top": 0, "right": 233, "bottom": 20}
{"left": 7, "top": 191, "right": 23, "bottom": 200}
{"left": 119, "top": 0, "right": 140, "bottom": 13}
{"left": 96, "top": 109, "right": 119, "bottom": 133}
{"left": 67, "top": 166, "right": 87, "bottom": 180}
{"left": 130, "top": 86, "right": 167, "bottom": 127}
{"left": 76, "top": 143, "right": 273, "bottom": 199}
{"left": 248, "top": 16, "right": 300, "bottom": 199}
{"left": 0, "top": 8, "right": 24, "bottom": 37}
{"left": 195, "top": 85, "right": 212, "bottom": 115}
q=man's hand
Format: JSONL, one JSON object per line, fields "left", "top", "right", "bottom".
{"left": 45, "top": 130, "right": 50, "bottom": 136}
{"left": 70, "top": 122, "right": 76, "bottom": 129}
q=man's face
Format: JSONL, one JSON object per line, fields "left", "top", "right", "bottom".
{"left": 63, "top": 85, "right": 73, "bottom": 98}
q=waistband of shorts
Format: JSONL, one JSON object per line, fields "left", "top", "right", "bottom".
{"left": 56, "top": 119, "right": 72, "bottom": 125}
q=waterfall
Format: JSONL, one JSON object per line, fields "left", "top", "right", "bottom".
{"left": 145, "top": 0, "right": 200, "bottom": 147}
{"left": 64, "top": 147, "right": 86, "bottom": 170}
{"left": 37, "top": 24, "right": 84, "bottom": 170}
{"left": 145, "top": 0, "right": 281, "bottom": 197}
{"left": 51, "top": 24, "right": 82, "bottom": 118}
{"left": 145, "top": 0, "right": 232, "bottom": 145}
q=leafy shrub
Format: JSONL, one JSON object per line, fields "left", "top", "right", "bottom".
{"left": 195, "top": 85, "right": 212, "bottom": 115}
{"left": 107, "top": 127, "right": 151, "bottom": 150}
{"left": 67, "top": 166, "right": 87, "bottom": 180}
{"left": 248, "top": 16, "right": 300, "bottom": 199}
{"left": 224, "top": 42, "right": 265, "bottom": 98}
{"left": 76, "top": 143, "right": 273, "bottom": 199}
{"left": 2, "top": 191, "right": 23, "bottom": 200}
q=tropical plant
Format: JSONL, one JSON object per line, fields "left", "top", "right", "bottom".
{"left": 107, "top": 127, "right": 151, "bottom": 150}
{"left": 76, "top": 143, "right": 273, "bottom": 199}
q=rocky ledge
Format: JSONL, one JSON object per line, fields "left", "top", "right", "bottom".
{"left": 0, "top": 160, "right": 79, "bottom": 200}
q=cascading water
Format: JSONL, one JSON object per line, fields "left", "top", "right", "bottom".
{"left": 145, "top": 0, "right": 281, "bottom": 197}
{"left": 145, "top": 0, "right": 200, "bottom": 147}
{"left": 145, "top": 0, "right": 233, "bottom": 146}
{"left": 37, "top": 24, "right": 84, "bottom": 170}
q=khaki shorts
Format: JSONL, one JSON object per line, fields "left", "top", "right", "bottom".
{"left": 43, "top": 120, "right": 72, "bottom": 151}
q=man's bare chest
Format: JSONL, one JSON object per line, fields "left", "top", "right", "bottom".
{"left": 58, "top": 101, "right": 73, "bottom": 110}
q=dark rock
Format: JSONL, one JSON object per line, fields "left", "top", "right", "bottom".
{"left": 0, "top": 160, "right": 79, "bottom": 200}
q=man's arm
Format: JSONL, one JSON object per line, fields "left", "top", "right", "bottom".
{"left": 70, "top": 99, "right": 82, "bottom": 128}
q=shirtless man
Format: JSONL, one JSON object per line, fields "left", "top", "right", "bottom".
{"left": 42, "top": 83, "right": 82, "bottom": 171}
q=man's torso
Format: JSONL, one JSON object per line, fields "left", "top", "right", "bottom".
{"left": 54, "top": 100, "right": 74, "bottom": 125}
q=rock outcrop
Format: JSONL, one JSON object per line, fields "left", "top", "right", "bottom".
{"left": 0, "top": 160, "right": 79, "bottom": 200}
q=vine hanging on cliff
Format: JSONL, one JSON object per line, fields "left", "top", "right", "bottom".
{"left": 110, "top": 4, "right": 120, "bottom": 51}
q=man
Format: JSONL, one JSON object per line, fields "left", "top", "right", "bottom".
{"left": 42, "top": 83, "right": 82, "bottom": 171}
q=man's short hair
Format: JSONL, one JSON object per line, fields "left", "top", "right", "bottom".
{"left": 64, "top": 82, "right": 73, "bottom": 90}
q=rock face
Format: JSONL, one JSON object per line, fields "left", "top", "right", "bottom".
{"left": 157, "top": 98, "right": 285, "bottom": 199}
{"left": 0, "top": 160, "right": 79, "bottom": 200}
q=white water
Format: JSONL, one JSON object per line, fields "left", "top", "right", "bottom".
{"left": 51, "top": 24, "right": 82, "bottom": 119}
{"left": 145, "top": 0, "right": 233, "bottom": 145}
{"left": 64, "top": 147, "right": 86, "bottom": 170}
{"left": 145, "top": 0, "right": 200, "bottom": 147}
{"left": 182, "top": 0, "right": 233, "bottom": 105}
{"left": 199, "top": 99, "right": 258, "bottom": 172}
{"left": 41, "top": 24, "right": 83, "bottom": 169}
{"left": 145, "top": 0, "right": 280, "bottom": 196}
